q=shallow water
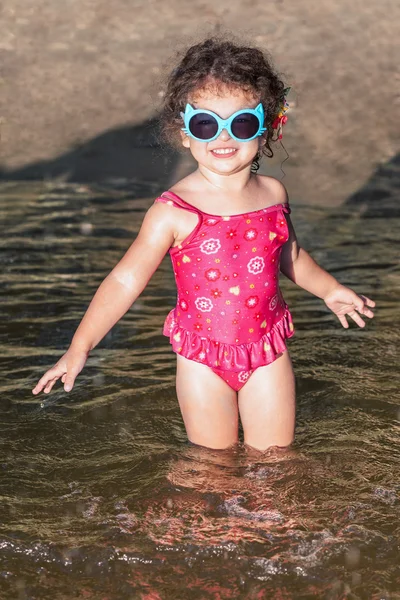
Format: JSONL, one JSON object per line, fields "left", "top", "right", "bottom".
{"left": 0, "top": 180, "right": 399, "bottom": 599}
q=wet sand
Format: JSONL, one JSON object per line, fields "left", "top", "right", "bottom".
{"left": 0, "top": 0, "right": 398, "bottom": 206}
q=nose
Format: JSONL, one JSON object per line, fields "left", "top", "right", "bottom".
{"left": 218, "top": 128, "right": 231, "bottom": 141}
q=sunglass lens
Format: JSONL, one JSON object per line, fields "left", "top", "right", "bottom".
{"left": 231, "top": 114, "right": 260, "bottom": 140}
{"left": 188, "top": 113, "right": 219, "bottom": 140}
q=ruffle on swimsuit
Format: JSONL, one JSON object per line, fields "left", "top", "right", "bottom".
{"left": 163, "top": 305, "right": 294, "bottom": 372}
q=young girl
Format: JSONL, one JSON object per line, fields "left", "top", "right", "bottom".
{"left": 32, "top": 37, "right": 375, "bottom": 452}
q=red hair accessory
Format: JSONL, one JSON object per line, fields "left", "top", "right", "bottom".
{"left": 272, "top": 87, "right": 290, "bottom": 140}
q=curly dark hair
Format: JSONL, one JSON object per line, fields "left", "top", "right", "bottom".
{"left": 157, "top": 34, "right": 288, "bottom": 173}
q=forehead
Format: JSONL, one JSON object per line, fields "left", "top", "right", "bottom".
{"left": 188, "top": 79, "right": 259, "bottom": 114}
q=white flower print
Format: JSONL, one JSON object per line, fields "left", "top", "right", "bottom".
{"left": 269, "top": 294, "right": 278, "bottom": 311}
{"left": 195, "top": 297, "right": 214, "bottom": 312}
{"left": 238, "top": 371, "right": 251, "bottom": 384}
{"left": 200, "top": 238, "right": 221, "bottom": 255}
{"left": 247, "top": 256, "right": 265, "bottom": 275}
{"left": 244, "top": 228, "right": 258, "bottom": 241}
{"left": 179, "top": 299, "right": 188, "bottom": 311}
{"left": 198, "top": 351, "right": 206, "bottom": 360}
{"left": 205, "top": 268, "right": 221, "bottom": 281}
{"left": 245, "top": 295, "right": 259, "bottom": 308}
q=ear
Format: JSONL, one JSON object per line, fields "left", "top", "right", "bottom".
{"left": 180, "top": 129, "right": 191, "bottom": 148}
{"left": 258, "top": 133, "right": 267, "bottom": 148}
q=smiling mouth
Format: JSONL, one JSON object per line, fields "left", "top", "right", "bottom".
{"left": 211, "top": 148, "right": 238, "bottom": 156}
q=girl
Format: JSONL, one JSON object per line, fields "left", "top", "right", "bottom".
{"left": 32, "top": 37, "right": 375, "bottom": 452}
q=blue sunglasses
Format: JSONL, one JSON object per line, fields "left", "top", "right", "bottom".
{"left": 180, "top": 103, "right": 266, "bottom": 142}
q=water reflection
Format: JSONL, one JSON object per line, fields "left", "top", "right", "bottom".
{"left": 0, "top": 178, "right": 399, "bottom": 598}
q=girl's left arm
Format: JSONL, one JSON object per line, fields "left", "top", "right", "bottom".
{"left": 278, "top": 189, "right": 375, "bottom": 328}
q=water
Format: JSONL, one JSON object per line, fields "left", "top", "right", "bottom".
{"left": 0, "top": 178, "right": 399, "bottom": 599}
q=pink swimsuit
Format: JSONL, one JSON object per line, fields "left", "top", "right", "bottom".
{"left": 155, "top": 190, "right": 295, "bottom": 391}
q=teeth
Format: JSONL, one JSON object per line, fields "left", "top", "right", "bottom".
{"left": 212, "top": 148, "right": 237, "bottom": 154}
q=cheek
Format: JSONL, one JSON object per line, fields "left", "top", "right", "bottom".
{"left": 242, "top": 140, "right": 261, "bottom": 154}
{"left": 188, "top": 140, "right": 209, "bottom": 158}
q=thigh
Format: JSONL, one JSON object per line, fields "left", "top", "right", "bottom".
{"left": 176, "top": 354, "right": 239, "bottom": 450}
{"left": 238, "top": 350, "right": 296, "bottom": 452}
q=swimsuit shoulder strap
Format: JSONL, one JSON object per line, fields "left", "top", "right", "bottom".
{"left": 264, "top": 202, "right": 291, "bottom": 214}
{"left": 155, "top": 191, "right": 203, "bottom": 215}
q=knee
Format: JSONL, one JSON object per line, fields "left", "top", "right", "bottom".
{"left": 243, "top": 439, "right": 294, "bottom": 455}
{"left": 187, "top": 437, "right": 239, "bottom": 451}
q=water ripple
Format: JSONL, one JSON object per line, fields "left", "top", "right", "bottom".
{"left": 0, "top": 182, "right": 399, "bottom": 599}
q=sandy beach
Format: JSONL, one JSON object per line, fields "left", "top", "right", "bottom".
{"left": 0, "top": 0, "right": 398, "bottom": 205}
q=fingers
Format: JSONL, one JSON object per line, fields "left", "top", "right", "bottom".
{"left": 32, "top": 364, "right": 78, "bottom": 394}
{"left": 338, "top": 303, "right": 370, "bottom": 328}
{"left": 349, "top": 295, "right": 375, "bottom": 327}
{"left": 32, "top": 352, "right": 85, "bottom": 395}
{"left": 43, "top": 376, "right": 60, "bottom": 394}
{"left": 32, "top": 371, "right": 77, "bottom": 395}
{"left": 64, "top": 367, "right": 81, "bottom": 392}
{"left": 32, "top": 365, "right": 65, "bottom": 395}
{"left": 360, "top": 294, "right": 376, "bottom": 308}
{"left": 64, "top": 376, "right": 76, "bottom": 392}
{"left": 338, "top": 311, "right": 365, "bottom": 329}
{"left": 348, "top": 309, "right": 366, "bottom": 328}
{"left": 357, "top": 295, "right": 376, "bottom": 318}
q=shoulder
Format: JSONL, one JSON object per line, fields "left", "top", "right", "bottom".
{"left": 146, "top": 194, "right": 198, "bottom": 238}
{"left": 138, "top": 197, "right": 180, "bottom": 237}
{"left": 147, "top": 197, "right": 176, "bottom": 220}
{"left": 257, "top": 175, "right": 289, "bottom": 206}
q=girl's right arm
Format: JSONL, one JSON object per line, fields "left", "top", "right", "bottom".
{"left": 32, "top": 201, "right": 177, "bottom": 395}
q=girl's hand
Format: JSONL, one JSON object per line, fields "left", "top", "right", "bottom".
{"left": 32, "top": 348, "right": 89, "bottom": 395}
{"left": 324, "top": 284, "right": 376, "bottom": 329}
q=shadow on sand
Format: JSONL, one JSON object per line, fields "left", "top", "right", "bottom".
{"left": 345, "top": 152, "right": 399, "bottom": 217}
{"left": 0, "top": 117, "right": 188, "bottom": 194}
